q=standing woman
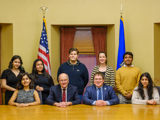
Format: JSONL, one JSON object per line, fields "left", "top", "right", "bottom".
{"left": 90, "top": 51, "right": 115, "bottom": 87}
{"left": 132, "top": 72, "right": 159, "bottom": 105}
{"left": 30, "top": 59, "right": 54, "bottom": 104}
{"left": 1, "top": 55, "right": 25, "bottom": 105}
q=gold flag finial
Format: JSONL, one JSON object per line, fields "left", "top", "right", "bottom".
{"left": 40, "top": 6, "right": 49, "bottom": 18}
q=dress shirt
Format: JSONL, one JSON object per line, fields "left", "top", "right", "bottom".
{"left": 92, "top": 86, "right": 110, "bottom": 105}
{"left": 124, "top": 64, "right": 134, "bottom": 67}
{"left": 61, "top": 87, "right": 68, "bottom": 102}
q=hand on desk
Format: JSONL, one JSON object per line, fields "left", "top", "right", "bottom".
{"left": 54, "top": 102, "right": 72, "bottom": 107}
{"left": 15, "top": 103, "right": 29, "bottom": 107}
{"left": 95, "top": 100, "right": 107, "bottom": 106}
{"left": 147, "top": 100, "right": 157, "bottom": 105}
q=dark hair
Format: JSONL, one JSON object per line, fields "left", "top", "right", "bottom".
{"left": 16, "top": 72, "right": 34, "bottom": 90}
{"left": 138, "top": 72, "right": 153, "bottom": 100}
{"left": 8, "top": 55, "right": 25, "bottom": 72}
{"left": 30, "top": 59, "right": 52, "bottom": 81}
{"left": 93, "top": 72, "right": 104, "bottom": 80}
{"left": 98, "top": 51, "right": 107, "bottom": 64}
{"left": 123, "top": 52, "right": 133, "bottom": 59}
{"left": 69, "top": 48, "right": 79, "bottom": 54}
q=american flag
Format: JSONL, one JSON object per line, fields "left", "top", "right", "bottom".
{"left": 38, "top": 18, "right": 51, "bottom": 75}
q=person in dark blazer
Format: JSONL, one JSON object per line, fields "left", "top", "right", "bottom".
{"left": 46, "top": 73, "right": 81, "bottom": 107}
{"left": 83, "top": 72, "right": 119, "bottom": 106}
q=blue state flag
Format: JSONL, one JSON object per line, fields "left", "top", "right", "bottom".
{"left": 117, "top": 18, "right": 126, "bottom": 70}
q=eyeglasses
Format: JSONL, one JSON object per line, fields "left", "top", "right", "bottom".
{"left": 59, "top": 79, "right": 68, "bottom": 82}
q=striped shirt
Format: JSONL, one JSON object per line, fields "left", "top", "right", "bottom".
{"left": 90, "top": 65, "right": 115, "bottom": 87}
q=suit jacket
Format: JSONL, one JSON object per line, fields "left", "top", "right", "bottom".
{"left": 83, "top": 84, "right": 119, "bottom": 105}
{"left": 45, "top": 84, "right": 81, "bottom": 105}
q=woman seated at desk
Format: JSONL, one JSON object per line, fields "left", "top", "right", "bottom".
{"left": 132, "top": 72, "right": 159, "bottom": 105}
{"left": 8, "top": 72, "right": 40, "bottom": 107}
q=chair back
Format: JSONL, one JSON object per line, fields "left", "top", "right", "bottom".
{"left": 37, "top": 91, "right": 43, "bottom": 104}
{"left": 155, "top": 86, "right": 160, "bottom": 96}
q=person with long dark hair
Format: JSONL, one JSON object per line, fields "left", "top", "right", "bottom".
{"left": 90, "top": 51, "right": 115, "bottom": 87}
{"left": 30, "top": 59, "right": 54, "bottom": 104}
{"left": 132, "top": 72, "right": 159, "bottom": 105}
{"left": 8, "top": 72, "right": 40, "bottom": 107}
{"left": 1, "top": 55, "right": 25, "bottom": 105}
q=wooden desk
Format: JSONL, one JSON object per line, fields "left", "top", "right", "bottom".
{"left": 0, "top": 104, "right": 160, "bottom": 120}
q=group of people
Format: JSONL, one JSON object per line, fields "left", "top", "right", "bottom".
{"left": 1, "top": 56, "right": 54, "bottom": 106}
{"left": 0, "top": 48, "right": 159, "bottom": 107}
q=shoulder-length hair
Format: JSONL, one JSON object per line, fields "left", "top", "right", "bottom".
{"left": 138, "top": 72, "right": 153, "bottom": 100}
{"left": 8, "top": 55, "right": 25, "bottom": 72}
{"left": 30, "top": 59, "right": 51, "bottom": 81}
{"left": 98, "top": 51, "right": 107, "bottom": 64}
{"left": 16, "top": 72, "right": 34, "bottom": 90}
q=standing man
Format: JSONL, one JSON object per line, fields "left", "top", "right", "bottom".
{"left": 83, "top": 72, "right": 119, "bottom": 106}
{"left": 46, "top": 73, "right": 80, "bottom": 107}
{"left": 57, "top": 48, "right": 89, "bottom": 100}
{"left": 115, "top": 52, "right": 141, "bottom": 104}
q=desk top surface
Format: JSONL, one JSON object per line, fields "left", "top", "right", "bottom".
{"left": 0, "top": 104, "right": 160, "bottom": 120}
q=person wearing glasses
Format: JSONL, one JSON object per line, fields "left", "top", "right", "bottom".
{"left": 45, "top": 73, "right": 81, "bottom": 107}
{"left": 83, "top": 72, "right": 119, "bottom": 106}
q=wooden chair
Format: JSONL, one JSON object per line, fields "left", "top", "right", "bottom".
{"left": 37, "top": 91, "right": 43, "bottom": 104}
{"left": 113, "top": 86, "right": 119, "bottom": 96}
{"left": 155, "top": 86, "right": 160, "bottom": 96}
{"left": 0, "top": 84, "right": 6, "bottom": 105}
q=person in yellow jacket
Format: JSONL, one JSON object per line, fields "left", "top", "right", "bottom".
{"left": 115, "top": 52, "right": 141, "bottom": 104}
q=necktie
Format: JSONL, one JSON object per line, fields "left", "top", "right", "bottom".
{"left": 98, "top": 88, "right": 102, "bottom": 100}
{"left": 62, "top": 89, "right": 66, "bottom": 102}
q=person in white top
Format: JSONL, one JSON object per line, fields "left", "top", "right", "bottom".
{"left": 132, "top": 72, "right": 159, "bottom": 105}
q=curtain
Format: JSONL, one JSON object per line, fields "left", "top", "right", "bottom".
{"left": 60, "top": 27, "right": 76, "bottom": 64}
{"left": 0, "top": 25, "right": 1, "bottom": 74}
{"left": 91, "top": 27, "right": 107, "bottom": 65}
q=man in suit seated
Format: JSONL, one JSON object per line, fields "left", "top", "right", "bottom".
{"left": 83, "top": 72, "right": 119, "bottom": 106}
{"left": 46, "top": 73, "right": 81, "bottom": 107}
